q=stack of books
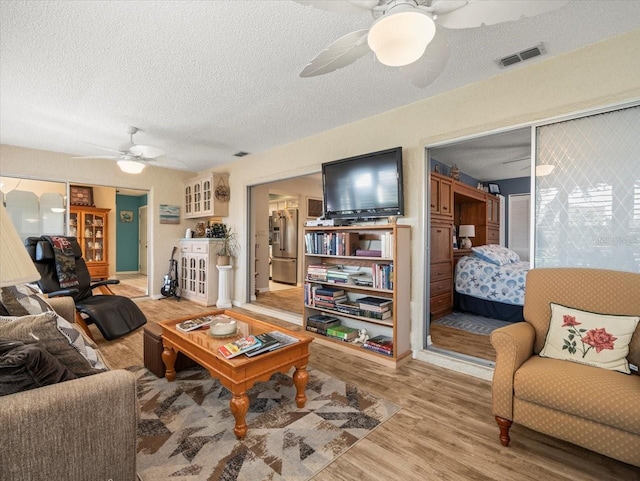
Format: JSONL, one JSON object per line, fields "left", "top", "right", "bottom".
{"left": 218, "top": 331, "right": 300, "bottom": 359}
{"left": 363, "top": 335, "right": 393, "bottom": 356}
{"left": 313, "top": 286, "right": 347, "bottom": 309}
{"left": 326, "top": 267, "right": 365, "bottom": 284}
{"left": 326, "top": 325, "right": 359, "bottom": 342}
{"left": 306, "top": 313, "right": 340, "bottom": 335}
{"left": 357, "top": 296, "right": 393, "bottom": 320}
{"left": 334, "top": 300, "right": 361, "bottom": 316}
{"left": 306, "top": 264, "right": 332, "bottom": 282}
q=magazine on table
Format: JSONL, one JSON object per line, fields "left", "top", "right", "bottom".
{"left": 176, "top": 316, "right": 215, "bottom": 332}
{"left": 244, "top": 333, "right": 282, "bottom": 357}
{"left": 218, "top": 335, "right": 262, "bottom": 359}
{"left": 266, "top": 331, "right": 300, "bottom": 350}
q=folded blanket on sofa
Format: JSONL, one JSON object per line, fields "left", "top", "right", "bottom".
{"left": 43, "top": 236, "right": 79, "bottom": 288}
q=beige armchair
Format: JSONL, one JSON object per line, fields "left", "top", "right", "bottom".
{"left": 490, "top": 268, "right": 640, "bottom": 467}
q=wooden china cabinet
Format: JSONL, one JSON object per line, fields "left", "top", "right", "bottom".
{"left": 69, "top": 206, "right": 110, "bottom": 280}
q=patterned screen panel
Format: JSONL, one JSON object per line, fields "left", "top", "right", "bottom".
{"left": 535, "top": 105, "right": 640, "bottom": 272}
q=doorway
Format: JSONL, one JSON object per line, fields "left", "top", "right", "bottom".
{"left": 247, "top": 174, "right": 322, "bottom": 319}
{"left": 426, "top": 127, "right": 532, "bottom": 363}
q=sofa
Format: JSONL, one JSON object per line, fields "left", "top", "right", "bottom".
{"left": 0, "top": 296, "right": 139, "bottom": 481}
{"left": 491, "top": 268, "right": 640, "bottom": 467}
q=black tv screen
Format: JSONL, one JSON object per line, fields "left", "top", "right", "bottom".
{"left": 322, "top": 147, "right": 404, "bottom": 220}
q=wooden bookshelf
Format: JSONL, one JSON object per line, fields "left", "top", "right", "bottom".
{"left": 302, "top": 224, "right": 411, "bottom": 368}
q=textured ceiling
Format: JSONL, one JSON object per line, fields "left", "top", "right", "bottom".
{"left": 1, "top": 1, "right": 639, "bottom": 174}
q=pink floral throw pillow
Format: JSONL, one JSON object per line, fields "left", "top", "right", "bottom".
{"left": 540, "top": 303, "right": 640, "bottom": 374}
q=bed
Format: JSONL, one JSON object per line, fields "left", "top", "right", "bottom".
{"left": 454, "top": 245, "right": 529, "bottom": 322}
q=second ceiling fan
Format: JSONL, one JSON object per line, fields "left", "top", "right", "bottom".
{"left": 76, "top": 126, "right": 170, "bottom": 174}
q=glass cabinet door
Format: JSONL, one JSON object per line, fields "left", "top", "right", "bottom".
{"left": 82, "top": 212, "right": 105, "bottom": 262}
{"left": 69, "top": 212, "right": 79, "bottom": 237}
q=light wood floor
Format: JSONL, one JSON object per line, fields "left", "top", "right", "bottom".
{"left": 97, "top": 298, "right": 639, "bottom": 481}
{"left": 430, "top": 324, "right": 496, "bottom": 362}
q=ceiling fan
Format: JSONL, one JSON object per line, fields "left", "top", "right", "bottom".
{"left": 75, "top": 126, "right": 168, "bottom": 174}
{"left": 296, "top": 0, "right": 569, "bottom": 87}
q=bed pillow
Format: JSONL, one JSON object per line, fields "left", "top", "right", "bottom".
{"left": 539, "top": 303, "right": 640, "bottom": 374}
{"left": 0, "top": 339, "right": 77, "bottom": 396}
{"left": 471, "top": 245, "right": 520, "bottom": 266}
{"left": 0, "top": 312, "right": 108, "bottom": 377}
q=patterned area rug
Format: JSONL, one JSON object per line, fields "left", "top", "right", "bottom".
{"left": 433, "top": 311, "right": 514, "bottom": 335}
{"left": 133, "top": 366, "right": 400, "bottom": 481}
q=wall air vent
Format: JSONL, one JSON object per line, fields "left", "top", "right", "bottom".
{"left": 233, "top": 151, "right": 250, "bottom": 157}
{"left": 497, "top": 43, "right": 547, "bottom": 68}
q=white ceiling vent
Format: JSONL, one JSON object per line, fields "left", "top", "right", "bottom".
{"left": 497, "top": 43, "right": 547, "bottom": 68}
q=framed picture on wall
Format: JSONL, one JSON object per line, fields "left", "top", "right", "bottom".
{"left": 159, "top": 204, "right": 180, "bottom": 224}
{"left": 307, "top": 197, "right": 323, "bottom": 218}
{"left": 119, "top": 210, "right": 134, "bottom": 223}
{"left": 488, "top": 183, "right": 500, "bottom": 195}
{"left": 70, "top": 185, "right": 94, "bottom": 206}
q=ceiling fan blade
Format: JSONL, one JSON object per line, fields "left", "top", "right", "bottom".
{"left": 82, "top": 141, "right": 127, "bottom": 155}
{"left": 72, "top": 155, "right": 119, "bottom": 160}
{"left": 434, "top": 0, "right": 570, "bottom": 29}
{"left": 430, "top": 0, "right": 469, "bottom": 16}
{"left": 300, "top": 29, "right": 371, "bottom": 77}
{"left": 398, "top": 28, "right": 449, "bottom": 88}
{"left": 294, "top": 0, "right": 379, "bottom": 14}
{"left": 129, "top": 144, "right": 165, "bottom": 159}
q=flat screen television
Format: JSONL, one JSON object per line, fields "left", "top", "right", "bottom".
{"left": 322, "top": 147, "right": 404, "bottom": 220}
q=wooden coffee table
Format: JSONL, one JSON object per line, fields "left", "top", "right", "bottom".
{"left": 158, "top": 309, "right": 312, "bottom": 439}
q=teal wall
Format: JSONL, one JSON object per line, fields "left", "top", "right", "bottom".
{"left": 116, "top": 194, "right": 147, "bottom": 272}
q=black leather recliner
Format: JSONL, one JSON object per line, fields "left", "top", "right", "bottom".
{"left": 25, "top": 236, "right": 147, "bottom": 341}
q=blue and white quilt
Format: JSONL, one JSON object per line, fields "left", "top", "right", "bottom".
{"left": 455, "top": 256, "right": 529, "bottom": 306}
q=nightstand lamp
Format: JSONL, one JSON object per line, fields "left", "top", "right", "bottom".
{"left": 458, "top": 224, "right": 476, "bottom": 249}
{"left": 0, "top": 203, "right": 41, "bottom": 287}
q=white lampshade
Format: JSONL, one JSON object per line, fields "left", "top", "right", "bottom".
{"left": 118, "top": 159, "right": 146, "bottom": 174}
{"left": 367, "top": 5, "right": 436, "bottom": 67}
{"left": 0, "top": 203, "right": 41, "bottom": 287}
{"left": 458, "top": 225, "right": 476, "bottom": 238}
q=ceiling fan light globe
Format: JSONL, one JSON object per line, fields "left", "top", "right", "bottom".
{"left": 368, "top": 8, "right": 435, "bottom": 67}
{"left": 118, "top": 159, "right": 146, "bottom": 174}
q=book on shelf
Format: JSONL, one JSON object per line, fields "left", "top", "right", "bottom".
{"left": 306, "top": 325, "right": 328, "bottom": 336}
{"left": 357, "top": 296, "right": 393, "bottom": 308}
{"left": 307, "top": 314, "right": 340, "bottom": 329}
{"left": 334, "top": 300, "right": 361, "bottom": 316}
{"left": 218, "top": 335, "right": 262, "bottom": 359}
{"left": 359, "top": 309, "right": 392, "bottom": 320}
{"left": 364, "top": 335, "right": 394, "bottom": 352}
{"left": 362, "top": 343, "right": 393, "bottom": 356}
{"left": 326, "top": 325, "right": 358, "bottom": 340}
{"left": 314, "top": 286, "right": 345, "bottom": 297}
{"left": 176, "top": 315, "right": 215, "bottom": 332}
{"left": 380, "top": 232, "right": 395, "bottom": 258}
{"left": 244, "top": 333, "right": 281, "bottom": 357}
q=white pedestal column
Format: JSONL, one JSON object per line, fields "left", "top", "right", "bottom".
{"left": 216, "top": 265, "right": 233, "bottom": 308}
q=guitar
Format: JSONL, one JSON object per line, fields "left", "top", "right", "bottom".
{"left": 160, "top": 246, "right": 180, "bottom": 299}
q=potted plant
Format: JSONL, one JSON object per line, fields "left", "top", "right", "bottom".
{"left": 216, "top": 227, "right": 238, "bottom": 266}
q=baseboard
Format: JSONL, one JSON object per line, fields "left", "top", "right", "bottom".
{"left": 116, "top": 271, "right": 141, "bottom": 275}
{"left": 413, "top": 349, "right": 494, "bottom": 381}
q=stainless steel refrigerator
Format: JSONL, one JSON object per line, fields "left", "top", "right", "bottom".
{"left": 271, "top": 208, "right": 298, "bottom": 284}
